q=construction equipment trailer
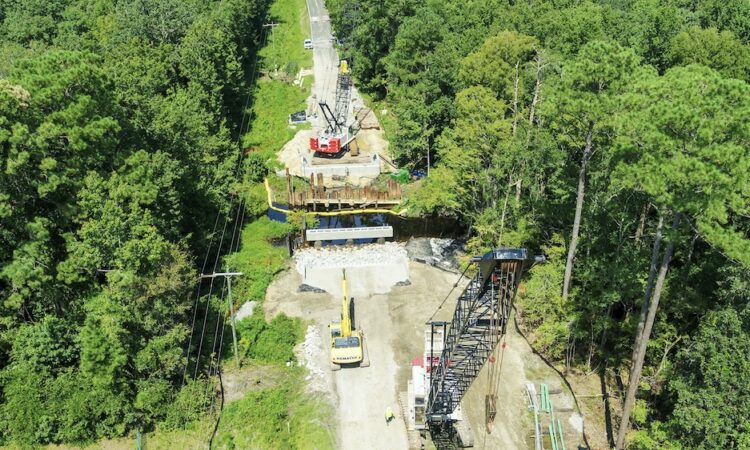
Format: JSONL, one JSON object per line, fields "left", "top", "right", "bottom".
{"left": 310, "top": 60, "right": 353, "bottom": 155}
{"left": 406, "top": 248, "right": 541, "bottom": 448}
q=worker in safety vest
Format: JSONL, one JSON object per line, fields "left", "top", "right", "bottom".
{"left": 385, "top": 406, "right": 395, "bottom": 425}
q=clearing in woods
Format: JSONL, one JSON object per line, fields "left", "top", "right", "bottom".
{"left": 264, "top": 255, "right": 591, "bottom": 449}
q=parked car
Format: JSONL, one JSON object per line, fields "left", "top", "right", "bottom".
{"left": 303, "top": 39, "right": 313, "bottom": 49}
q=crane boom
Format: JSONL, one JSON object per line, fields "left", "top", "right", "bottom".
{"left": 333, "top": 60, "right": 352, "bottom": 128}
{"left": 310, "top": 60, "right": 353, "bottom": 154}
{"left": 426, "top": 248, "right": 534, "bottom": 430}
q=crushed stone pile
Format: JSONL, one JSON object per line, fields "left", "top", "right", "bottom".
{"left": 294, "top": 242, "right": 408, "bottom": 272}
{"left": 298, "top": 325, "right": 327, "bottom": 393}
{"left": 405, "top": 237, "right": 464, "bottom": 271}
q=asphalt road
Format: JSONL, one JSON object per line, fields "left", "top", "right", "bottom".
{"left": 305, "top": 0, "right": 339, "bottom": 132}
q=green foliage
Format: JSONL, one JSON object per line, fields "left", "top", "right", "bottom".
{"left": 696, "top": 0, "right": 750, "bottom": 43}
{"left": 518, "top": 236, "right": 570, "bottom": 359}
{"left": 614, "top": 65, "right": 750, "bottom": 267}
{"left": 78, "top": 293, "right": 129, "bottom": 387}
{"left": 159, "top": 378, "right": 212, "bottom": 431}
{"left": 243, "top": 179, "right": 272, "bottom": 218}
{"left": 286, "top": 208, "right": 317, "bottom": 232}
{"left": 618, "top": 0, "right": 688, "bottom": 72}
{"left": 0, "top": 0, "right": 273, "bottom": 445}
{"left": 212, "top": 370, "right": 334, "bottom": 449}
{"left": 261, "top": 0, "right": 312, "bottom": 76}
{"left": 242, "top": 78, "right": 310, "bottom": 157}
{"left": 669, "top": 26, "right": 750, "bottom": 81}
{"left": 0, "top": 0, "right": 69, "bottom": 45}
{"left": 459, "top": 31, "right": 537, "bottom": 100}
{"left": 532, "top": 1, "right": 611, "bottom": 56}
{"left": 328, "top": 2, "right": 750, "bottom": 449}
{"left": 665, "top": 307, "right": 750, "bottom": 449}
{"left": 245, "top": 151, "right": 270, "bottom": 183}
{"left": 224, "top": 217, "right": 292, "bottom": 303}
{"left": 111, "top": 0, "right": 206, "bottom": 46}
{"left": 629, "top": 421, "right": 682, "bottom": 450}
{"left": 236, "top": 314, "right": 302, "bottom": 364}
{"left": 403, "top": 168, "right": 461, "bottom": 217}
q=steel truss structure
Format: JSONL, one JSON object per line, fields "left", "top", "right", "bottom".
{"left": 426, "top": 248, "right": 532, "bottom": 439}
{"left": 333, "top": 69, "right": 351, "bottom": 131}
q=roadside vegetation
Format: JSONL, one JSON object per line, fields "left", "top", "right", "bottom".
{"left": 0, "top": 0, "right": 273, "bottom": 446}
{"left": 328, "top": 0, "right": 750, "bottom": 448}
{"left": 0, "top": 0, "right": 330, "bottom": 447}
{"left": 208, "top": 0, "right": 334, "bottom": 447}
{"left": 243, "top": 0, "right": 312, "bottom": 160}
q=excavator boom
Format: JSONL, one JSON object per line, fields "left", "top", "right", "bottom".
{"left": 340, "top": 272, "right": 352, "bottom": 337}
{"left": 329, "top": 270, "right": 367, "bottom": 368}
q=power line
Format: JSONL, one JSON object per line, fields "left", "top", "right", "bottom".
{"left": 182, "top": 213, "right": 222, "bottom": 384}
{"left": 183, "top": 23, "right": 270, "bottom": 382}
{"left": 193, "top": 213, "right": 232, "bottom": 379}
{"left": 199, "top": 22, "right": 273, "bottom": 448}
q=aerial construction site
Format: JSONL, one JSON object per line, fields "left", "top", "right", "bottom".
{"left": 260, "top": 0, "right": 591, "bottom": 448}
{"left": 2, "top": 0, "right": 746, "bottom": 447}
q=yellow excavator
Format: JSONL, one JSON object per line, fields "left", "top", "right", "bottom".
{"left": 329, "top": 270, "right": 369, "bottom": 370}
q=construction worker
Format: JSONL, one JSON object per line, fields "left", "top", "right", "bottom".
{"left": 385, "top": 406, "right": 395, "bottom": 425}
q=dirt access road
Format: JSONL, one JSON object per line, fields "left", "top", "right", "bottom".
{"left": 265, "top": 262, "right": 452, "bottom": 450}
{"left": 263, "top": 258, "right": 566, "bottom": 450}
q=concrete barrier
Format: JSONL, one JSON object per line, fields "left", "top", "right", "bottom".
{"left": 306, "top": 226, "right": 393, "bottom": 242}
{"left": 300, "top": 153, "right": 381, "bottom": 179}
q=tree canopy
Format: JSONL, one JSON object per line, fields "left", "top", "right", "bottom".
{"left": 329, "top": 0, "right": 750, "bottom": 448}
{"left": 0, "top": 0, "right": 270, "bottom": 444}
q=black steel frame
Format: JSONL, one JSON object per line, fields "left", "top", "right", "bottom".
{"left": 318, "top": 102, "right": 339, "bottom": 134}
{"left": 426, "top": 248, "right": 529, "bottom": 430}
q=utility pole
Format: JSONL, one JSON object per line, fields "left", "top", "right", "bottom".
{"left": 263, "top": 22, "right": 279, "bottom": 73}
{"left": 201, "top": 271, "right": 244, "bottom": 368}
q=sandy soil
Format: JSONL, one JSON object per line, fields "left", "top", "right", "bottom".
{"left": 264, "top": 260, "right": 595, "bottom": 450}
{"left": 265, "top": 264, "right": 433, "bottom": 449}
{"left": 263, "top": 261, "right": 596, "bottom": 449}
{"left": 276, "top": 128, "right": 389, "bottom": 185}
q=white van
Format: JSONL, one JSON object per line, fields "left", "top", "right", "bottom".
{"left": 303, "top": 39, "right": 313, "bottom": 49}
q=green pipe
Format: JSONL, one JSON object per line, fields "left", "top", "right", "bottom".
{"left": 539, "top": 384, "right": 545, "bottom": 411}
{"left": 549, "top": 423, "right": 558, "bottom": 450}
{"left": 557, "top": 418, "right": 567, "bottom": 450}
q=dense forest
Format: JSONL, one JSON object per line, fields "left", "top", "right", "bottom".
{"left": 328, "top": 0, "right": 750, "bottom": 448}
{"left": 0, "top": 0, "right": 274, "bottom": 444}
{"left": 2, "top": 0, "right": 749, "bottom": 448}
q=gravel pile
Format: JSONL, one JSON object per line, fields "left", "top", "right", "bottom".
{"left": 405, "top": 237, "right": 464, "bottom": 271}
{"left": 297, "top": 325, "right": 327, "bottom": 393}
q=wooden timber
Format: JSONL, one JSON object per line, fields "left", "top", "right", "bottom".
{"left": 287, "top": 172, "right": 402, "bottom": 211}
